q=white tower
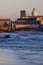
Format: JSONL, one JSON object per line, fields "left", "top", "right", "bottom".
{"left": 32, "top": 8, "right": 37, "bottom": 16}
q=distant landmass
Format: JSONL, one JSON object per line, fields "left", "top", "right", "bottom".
{"left": 0, "top": 8, "right": 43, "bottom": 32}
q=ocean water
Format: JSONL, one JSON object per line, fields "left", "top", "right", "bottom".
{"left": 0, "top": 32, "right": 43, "bottom": 65}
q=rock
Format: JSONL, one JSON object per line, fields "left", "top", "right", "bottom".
{"left": 0, "top": 35, "right": 10, "bottom": 38}
{"left": 5, "top": 35, "right": 10, "bottom": 38}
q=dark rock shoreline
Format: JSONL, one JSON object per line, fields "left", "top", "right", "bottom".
{"left": 0, "top": 35, "right": 10, "bottom": 38}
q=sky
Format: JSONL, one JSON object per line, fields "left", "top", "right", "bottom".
{"left": 0, "top": 0, "right": 43, "bottom": 21}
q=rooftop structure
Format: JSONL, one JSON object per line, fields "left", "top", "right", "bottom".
{"left": 20, "top": 10, "right": 26, "bottom": 18}
{"left": 32, "top": 8, "right": 38, "bottom": 16}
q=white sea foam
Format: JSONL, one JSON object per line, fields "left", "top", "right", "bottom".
{"left": 0, "top": 49, "right": 18, "bottom": 65}
{"left": 0, "top": 49, "right": 25, "bottom": 65}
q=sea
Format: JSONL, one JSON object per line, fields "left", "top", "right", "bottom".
{"left": 0, "top": 31, "right": 43, "bottom": 65}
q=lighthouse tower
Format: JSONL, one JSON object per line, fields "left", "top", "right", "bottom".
{"left": 32, "top": 8, "right": 38, "bottom": 16}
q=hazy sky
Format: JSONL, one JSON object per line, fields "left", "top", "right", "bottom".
{"left": 0, "top": 0, "right": 43, "bottom": 21}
